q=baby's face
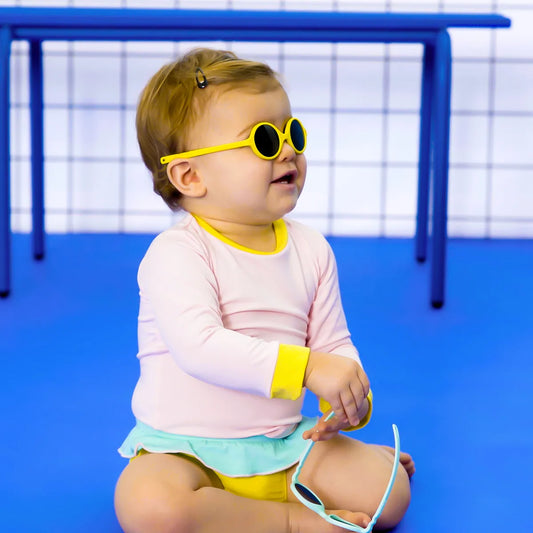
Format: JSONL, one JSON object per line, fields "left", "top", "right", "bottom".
{"left": 185, "top": 85, "right": 307, "bottom": 226}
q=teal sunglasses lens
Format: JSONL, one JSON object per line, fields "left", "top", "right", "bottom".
{"left": 294, "top": 483, "right": 322, "bottom": 505}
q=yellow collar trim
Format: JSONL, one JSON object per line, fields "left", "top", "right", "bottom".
{"left": 192, "top": 215, "right": 288, "bottom": 255}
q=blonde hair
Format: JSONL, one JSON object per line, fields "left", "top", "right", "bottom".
{"left": 136, "top": 48, "right": 281, "bottom": 210}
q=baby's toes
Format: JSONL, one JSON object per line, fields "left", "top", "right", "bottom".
{"left": 399, "top": 452, "right": 416, "bottom": 477}
{"left": 328, "top": 509, "right": 371, "bottom": 530}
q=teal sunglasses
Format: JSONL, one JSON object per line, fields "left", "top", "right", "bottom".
{"left": 290, "top": 414, "right": 401, "bottom": 532}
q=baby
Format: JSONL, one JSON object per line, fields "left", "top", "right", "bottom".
{"left": 114, "top": 48, "right": 414, "bottom": 533}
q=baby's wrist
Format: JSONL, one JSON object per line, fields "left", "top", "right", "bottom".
{"left": 303, "top": 351, "right": 325, "bottom": 388}
{"left": 303, "top": 351, "right": 315, "bottom": 386}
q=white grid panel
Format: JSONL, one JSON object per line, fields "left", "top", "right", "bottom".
{"left": 5, "top": 0, "right": 533, "bottom": 238}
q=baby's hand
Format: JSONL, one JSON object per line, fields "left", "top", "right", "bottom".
{"left": 304, "top": 351, "right": 370, "bottom": 428}
{"left": 303, "top": 411, "right": 349, "bottom": 442}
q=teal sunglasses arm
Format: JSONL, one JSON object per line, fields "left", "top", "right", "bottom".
{"left": 290, "top": 415, "right": 401, "bottom": 533}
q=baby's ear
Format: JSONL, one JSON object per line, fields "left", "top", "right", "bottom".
{"left": 166, "top": 159, "right": 206, "bottom": 198}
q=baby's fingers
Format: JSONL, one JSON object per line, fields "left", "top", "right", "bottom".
{"left": 340, "top": 388, "right": 361, "bottom": 428}
{"left": 302, "top": 414, "right": 343, "bottom": 441}
{"left": 302, "top": 426, "right": 338, "bottom": 442}
{"left": 359, "top": 368, "right": 371, "bottom": 398}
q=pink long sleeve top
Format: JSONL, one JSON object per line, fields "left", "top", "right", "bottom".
{"left": 131, "top": 212, "right": 362, "bottom": 439}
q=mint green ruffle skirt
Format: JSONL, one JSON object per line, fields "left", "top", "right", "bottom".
{"left": 118, "top": 416, "right": 318, "bottom": 477}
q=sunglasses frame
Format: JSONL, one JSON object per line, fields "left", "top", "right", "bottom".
{"left": 160, "top": 117, "right": 306, "bottom": 165}
{"left": 290, "top": 417, "right": 401, "bottom": 533}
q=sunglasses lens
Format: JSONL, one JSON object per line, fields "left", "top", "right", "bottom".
{"left": 290, "top": 119, "right": 306, "bottom": 153}
{"left": 294, "top": 483, "right": 322, "bottom": 505}
{"left": 254, "top": 124, "right": 280, "bottom": 158}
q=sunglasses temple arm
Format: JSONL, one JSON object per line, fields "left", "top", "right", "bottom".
{"left": 292, "top": 412, "right": 335, "bottom": 482}
{"left": 365, "top": 424, "right": 401, "bottom": 531}
{"left": 161, "top": 139, "right": 251, "bottom": 164}
{"left": 292, "top": 438, "right": 314, "bottom": 481}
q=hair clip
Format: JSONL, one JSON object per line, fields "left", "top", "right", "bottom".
{"left": 195, "top": 68, "right": 208, "bottom": 89}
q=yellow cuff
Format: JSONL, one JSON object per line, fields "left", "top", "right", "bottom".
{"left": 270, "top": 344, "right": 310, "bottom": 400}
{"left": 319, "top": 390, "right": 373, "bottom": 431}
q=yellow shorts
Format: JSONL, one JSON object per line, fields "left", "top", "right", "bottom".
{"left": 133, "top": 449, "right": 289, "bottom": 502}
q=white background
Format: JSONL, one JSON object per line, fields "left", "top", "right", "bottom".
{"left": 4, "top": 0, "right": 532, "bottom": 238}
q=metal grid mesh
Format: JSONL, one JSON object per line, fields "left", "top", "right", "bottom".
{"left": 6, "top": 0, "right": 532, "bottom": 237}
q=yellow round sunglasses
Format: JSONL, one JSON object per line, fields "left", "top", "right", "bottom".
{"left": 160, "top": 117, "right": 306, "bottom": 165}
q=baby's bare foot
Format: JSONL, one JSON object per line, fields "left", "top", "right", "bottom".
{"left": 289, "top": 503, "right": 371, "bottom": 533}
{"left": 378, "top": 445, "right": 416, "bottom": 478}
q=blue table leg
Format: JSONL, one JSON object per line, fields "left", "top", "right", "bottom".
{"left": 30, "top": 40, "right": 44, "bottom": 260}
{"left": 415, "top": 42, "right": 434, "bottom": 264}
{"left": 0, "top": 25, "right": 11, "bottom": 298}
{"left": 430, "top": 30, "right": 452, "bottom": 308}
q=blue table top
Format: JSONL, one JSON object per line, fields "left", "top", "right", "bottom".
{"left": 0, "top": 7, "right": 511, "bottom": 44}
{"left": 0, "top": 6, "right": 511, "bottom": 31}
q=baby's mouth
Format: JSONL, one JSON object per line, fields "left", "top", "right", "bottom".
{"left": 271, "top": 173, "right": 295, "bottom": 185}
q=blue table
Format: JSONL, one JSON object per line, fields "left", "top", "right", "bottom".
{"left": 0, "top": 7, "right": 511, "bottom": 306}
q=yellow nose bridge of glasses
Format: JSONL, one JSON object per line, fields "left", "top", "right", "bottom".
{"left": 160, "top": 122, "right": 297, "bottom": 165}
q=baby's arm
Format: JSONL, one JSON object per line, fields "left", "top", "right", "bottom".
{"left": 139, "top": 231, "right": 308, "bottom": 400}
{"left": 303, "top": 232, "right": 372, "bottom": 434}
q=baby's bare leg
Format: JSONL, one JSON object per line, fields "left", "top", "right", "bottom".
{"left": 114, "top": 452, "right": 371, "bottom": 533}
{"left": 285, "top": 435, "right": 412, "bottom": 531}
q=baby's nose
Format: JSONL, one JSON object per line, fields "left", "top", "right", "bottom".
{"left": 278, "top": 139, "right": 296, "bottom": 160}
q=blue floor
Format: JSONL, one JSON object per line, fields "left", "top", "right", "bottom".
{"left": 1, "top": 233, "right": 532, "bottom": 532}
